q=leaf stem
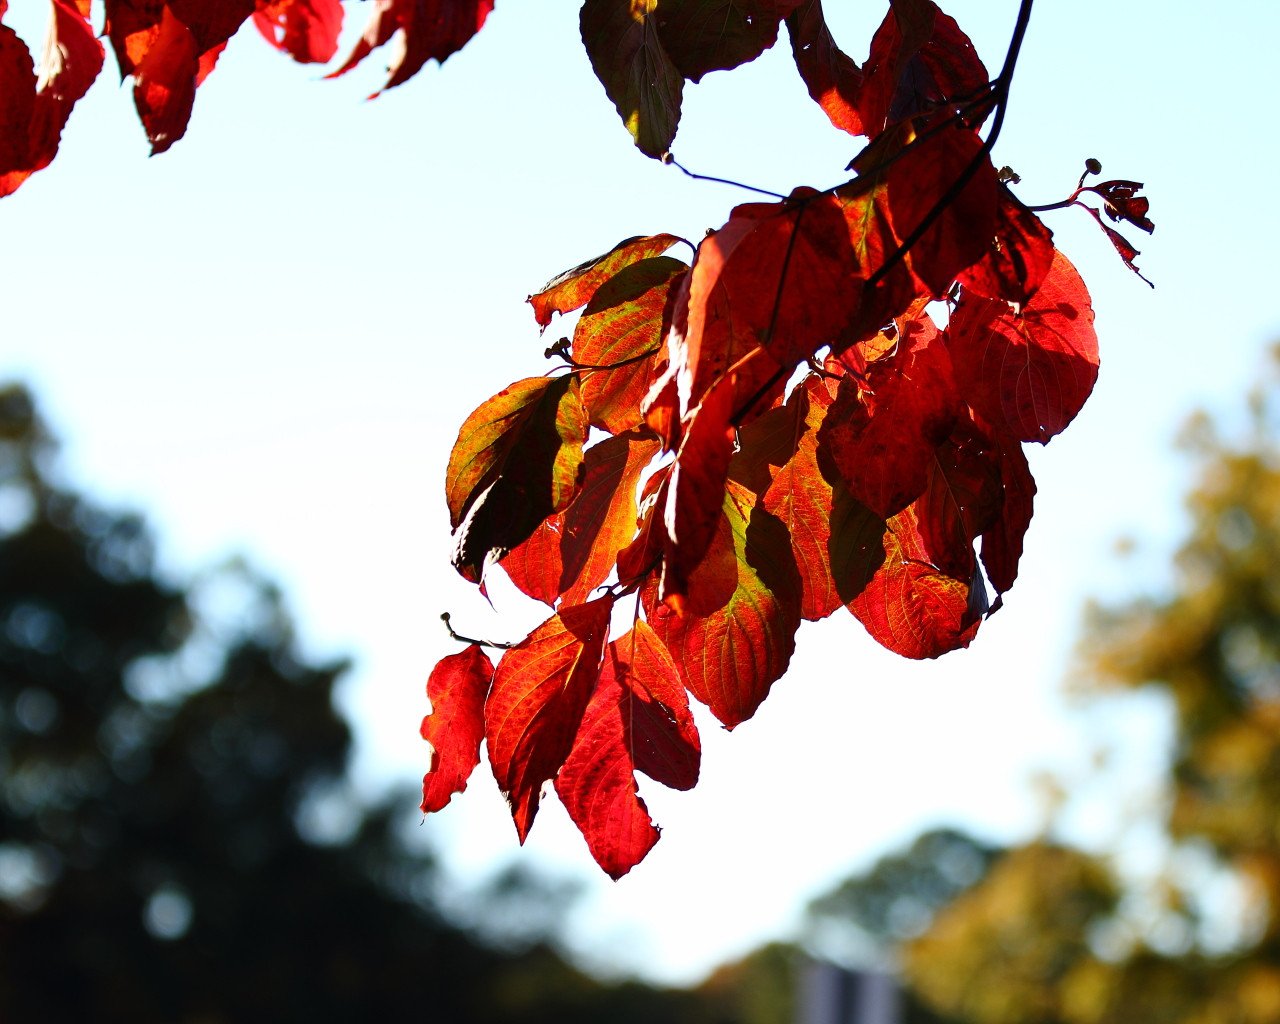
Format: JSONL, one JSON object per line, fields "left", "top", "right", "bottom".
{"left": 664, "top": 153, "right": 787, "bottom": 200}
{"left": 440, "top": 612, "right": 517, "bottom": 650}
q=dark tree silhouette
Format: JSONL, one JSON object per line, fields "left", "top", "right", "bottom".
{"left": 0, "top": 384, "right": 715, "bottom": 1023}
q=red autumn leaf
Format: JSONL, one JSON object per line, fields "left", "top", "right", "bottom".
{"left": 947, "top": 248, "right": 1099, "bottom": 444}
{"left": 658, "top": 372, "right": 741, "bottom": 607}
{"left": 328, "top": 0, "right": 492, "bottom": 98}
{"left": 253, "top": 0, "right": 342, "bottom": 63}
{"left": 104, "top": 0, "right": 254, "bottom": 154}
{"left": 977, "top": 424, "right": 1035, "bottom": 610}
{"left": 855, "top": 0, "right": 989, "bottom": 137}
{"left": 528, "top": 234, "right": 683, "bottom": 329}
{"left": 580, "top": 0, "right": 683, "bottom": 158}
{"left": 555, "top": 622, "right": 699, "bottom": 878}
{"left": 446, "top": 375, "right": 588, "bottom": 582}
{"left": 615, "top": 466, "right": 670, "bottom": 589}
{"left": 819, "top": 313, "right": 959, "bottom": 518}
{"left": 849, "top": 505, "right": 983, "bottom": 659}
{"left": 420, "top": 644, "right": 494, "bottom": 813}
{"left": 573, "top": 255, "right": 686, "bottom": 433}
{"left": 785, "top": 0, "right": 864, "bottom": 136}
{"left": 1083, "top": 179, "right": 1154, "bottom": 234}
{"left": 913, "top": 415, "right": 1005, "bottom": 580}
{"left": 655, "top": 0, "right": 803, "bottom": 82}
{"left": 876, "top": 122, "right": 998, "bottom": 299}
{"left": 957, "top": 184, "right": 1056, "bottom": 305}
{"left": 502, "top": 430, "right": 661, "bottom": 606}
{"left": 1079, "top": 203, "right": 1153, "bottom": 288}
{"left": 485, "top": 597, "right": 614, "bottom": 841}
{"left": 736, "top": 375, "right": 884, "bottom": 620}
{"left": 0, "top": 1, "right": 104, "bottom": 198}
{"left": 646, "top": 475, "right": 802, "bottom": 728}
{"left": 682, "top": 189, "right": 863, "bottom": 385}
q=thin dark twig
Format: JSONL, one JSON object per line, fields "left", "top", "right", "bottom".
{"left": 562, "top": 344, "right": 662, "bottom": 373}
{"left": 664, "top": 153, "right": 787, "bottom": 200}
{"left": 440, "top": 612, "right": 517, "bottom": 650}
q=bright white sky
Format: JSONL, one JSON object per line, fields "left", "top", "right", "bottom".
{"left": 3, "top": 0, "right": 1278, "bottom": 987}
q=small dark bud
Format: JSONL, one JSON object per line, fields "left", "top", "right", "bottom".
{"left": 1085, "top": 157, "right": 1102, "bottom": 175}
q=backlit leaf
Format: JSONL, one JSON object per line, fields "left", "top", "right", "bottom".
{"left": 914, "top": 415, "right": 1004, "bottom": 580}
{"left": 849, "top": 506, "right": 982, "bottom": 659}
{"left": 327, "top": 0, "right": 492, "bottom": 98}
{"left": 855, "top": 0, "right": 989, "bottom": 136}
{"left": 646, "top": 475, "right": 802, "bottom": 728}
{"left": 819, "top": 314, "right": 959, "bottom": 518}
{"left": 555, "top": 622, "right": 699, "bottom": 878}
{"left": 528, "top": 234, "right": 682, "bottom": 328}
{"left": 957, "top": 184, "right": 1055, "bottom": 305}
{"left": 447, "top": 375, "right": 588, "bottom": 582}
{"left": 502, "top": 430, "right": 661, "bottom": 606}
{"left": 948, "top": 249, "right": 1098, "bottom": 444}
{"left": 580, "top": 0, "right": 683, "bottom": 158}
{"left": 253, "top": 0, "right": 343, "bottom": 63}
{"left": 737, "top": 376, "right": 883, "bottom": 619}
{"left": 977, "top": 425, "right": 1035, "bottom": 609}
{"left": 656, "top": 0, "right": 803, "bottom": 82}
{"left": 574, "top": 255, "right": 687, "bottom": 433}
{"left": 786, "top": 0, "right": 863, "bottom": 136}
{"left": 420, "top": 644, "right": 494, "bottom": 813}
{"left": 0, "top": 1, "right": 103, "bottom": 197}
{"left": 485, "top": 597, "right": 614, "bottom": 840}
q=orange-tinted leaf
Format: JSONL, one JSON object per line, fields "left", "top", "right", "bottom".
{"left": 0, "top": 1, "right": 103, "bottom": 197}
{"left": 977, "top": 425, "right": 1035, "bottom": 609}
{"left": 616, "top": 466, "right": 669, "bottom": 588}
{"left": 957, "top": 184, "right": 1055, "bottom": 305}
{"left": 659, "top": 372, "right": 740, "bottom": 605}
{"left": 253, "top": 0, "right": 342, "bottom": 63}
{"left": 503, "top": 430, "right": 661, "bottom": 606}
{"left": 420, "top": 644, "right": 493, "bottom": 813}
{"left": 785, "top": 0, "right": 864, "bottom": 136}
{"left": 328, "top": 0, "right": 492, "bottom": 98}
{"left": 580, "top": 0, "right": 683, "bottom": 158}
{"left": 555, "top": 622, "right": 699, "bottom": 878}
{"left": 736, "top": 376, "right": 882, "bottom": 620}
{"left": 819, "top": 314, "right": 959, "bottom": 518}
{"left": 656, "top": 0, "right": 802, "bottom": 82}
{"left": 849, "top": 506, "right": 982, "bottom": 659}
{"left": 447, "top": 376, "right": 588, "bottom": 582}
{"left": 646, "top": 476, "right": 802, "bottom": 728}
{"left": 856, "top": 0, "right": 988, "bottom": 136}
{"left": 947, "top": 248, "right": 1098, "bottom": 444}
{"left": 574, "top": 255, "right": 686, "bottom": 433}
{"left": 528, "top": 234, "right": 682, "bottom": 328}
{"left": 486, "top": 597, "right": 614, "bottom": 841}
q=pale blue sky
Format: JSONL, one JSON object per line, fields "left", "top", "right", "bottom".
{"left": 3, "top": 0, "right": 1278, "bottom": 984}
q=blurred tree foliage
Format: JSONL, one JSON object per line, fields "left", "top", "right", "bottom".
{"left": 801, "top": 352, "right": 1280, "bottom": 1024}
{"left": 0, "top": 384, "right": 721, "bottom": 1023}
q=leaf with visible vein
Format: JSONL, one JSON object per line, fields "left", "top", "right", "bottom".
{"left": 485, "top": 597, "right": 614, "bottom": 841}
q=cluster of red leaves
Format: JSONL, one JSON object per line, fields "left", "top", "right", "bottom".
{"left": 426, "top": 0, "right": 1151, "bottom": 878}
{"left": 0, "top": 0, "right": 491, "bottom": 188}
